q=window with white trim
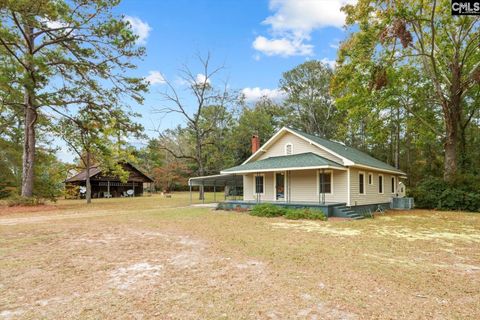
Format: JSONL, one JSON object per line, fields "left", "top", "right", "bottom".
{"left": 285, "top": 143, "right": 293, "bottom": 155}
{"left": 378, "top": 175, "right": 384, "bottom": 194}
{"left": 255, "top": 175, "right": 264, "bottom": 194}
{"left": 359, "top": 172, "right": 365, "bottom": 194}
{"left": 368, "top": 173, "right": 373, "bottom": 185}
{"left": 391, "top": 176, "right": 395, "bottom": 193}
{"left": 318, "top": 171, "right": 332, "bottom": 194}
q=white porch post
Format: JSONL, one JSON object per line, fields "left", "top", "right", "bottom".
{"left": 213, "top": 180, "right": 216, "bottom": 202}
{"left": 347, "top": 167, "right": 351, "bottom": 206}
{"left": 189, "top": 183, "right": 192, "bottom": 205}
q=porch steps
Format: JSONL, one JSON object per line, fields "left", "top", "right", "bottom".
{"left": 335, "top": 205, "right": 364, "bottom": 220}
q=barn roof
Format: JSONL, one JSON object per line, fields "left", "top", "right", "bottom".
{"left": 65, "top": 162, "right": 153, "bottom": 183}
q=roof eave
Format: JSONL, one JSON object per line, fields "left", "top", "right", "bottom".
{"left": 221, "top": 165, "right": 346, "bottom": 175}
{"left": 350, "top": 164, "right": 407, "bottom": 176}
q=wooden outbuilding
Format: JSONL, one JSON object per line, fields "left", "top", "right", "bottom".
{"left": 65, "top": 162, "right": 154, "bottom": 198}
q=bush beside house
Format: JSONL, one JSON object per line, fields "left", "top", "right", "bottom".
{"left": 250, "top": 203, "right": 326, "bottom": 220}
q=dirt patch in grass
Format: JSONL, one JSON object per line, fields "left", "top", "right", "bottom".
{"left": 375, "top": 225, "right": 480, "bottom": 243}
{"left": 271, "top": 220, "right": 361, "bottom": 236}
{"left": 0, "top": 204, "right": 60, "bottom": 216}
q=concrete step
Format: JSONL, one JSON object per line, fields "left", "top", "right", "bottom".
{"left": 345, "top": 213, "right": 364, "bottom": 219}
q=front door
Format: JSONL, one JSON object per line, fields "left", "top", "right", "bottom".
{"left": 275, "top": 172, "right": 285, "bottom": 201}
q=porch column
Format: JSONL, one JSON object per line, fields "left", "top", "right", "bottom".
{"left": 107, "top": 180, "right": 110, "bottom": 197}
{"left": 189, "top": 183, "right": 192, "bottom": 205}
{"left": 320, "top": 169, "right": 326, "bottom": 204}
{"left": 213, "top": 180, "right": 216, "bottom": 202}
{"left": 286, "top": 170, "right": 291, "bottom": 203}
{"left": 202, "top": 181, "right": 205, "bottom": 204}
{"left": 256, "top": 172, "right": 259, "bottom": 203}
{"left": 234, "top": 174, "right": 237, "bottom": 201}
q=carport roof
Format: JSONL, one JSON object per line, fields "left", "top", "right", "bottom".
{"left": 188, "top": 173, "right": 243, "bottom": 187}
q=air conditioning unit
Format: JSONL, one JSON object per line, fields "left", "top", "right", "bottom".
{"left": 391, "top": 197, "right": 414, "bottom": 210}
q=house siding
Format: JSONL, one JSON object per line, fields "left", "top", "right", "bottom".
{"left": 349, "top": 167, "right": 399, "bottom": 205}
{"left": 256, "top": 132, "right": 343, "bottom": 164}
{"left": 289, "top": 170, "right": 317, "bottom": 202}
{"left": 243, "top": 172, "right": 275, "bottom": 201}
{"left": 328, "top": 170, "right": 348, "bottom": 203}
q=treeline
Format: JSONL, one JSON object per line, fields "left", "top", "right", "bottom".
{"left": 0, "top": 1, "right": 147, "bottom": 202}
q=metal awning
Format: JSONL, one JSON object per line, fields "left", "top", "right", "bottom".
{"left": 188, "top": 174, "right": 243, "bottom": 187}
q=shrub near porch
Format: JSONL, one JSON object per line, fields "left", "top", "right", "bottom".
{"left": 250, "top": 203, "right": 326, "bottom": 220}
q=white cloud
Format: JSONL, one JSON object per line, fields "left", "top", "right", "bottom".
{"left": 253, "top": 0, "right": 355, "bottom": 57}
{"left": 195, "top": 73, "right": 210, "bottom": 85}
{"left": 241, "top": 87, "right": 286, "bottom": 103}
{"left": 253, "top": 35, "right": 313, "bottom": 57}
{"left": 329, "top": 39, "right": 341, "bottom": 49}
{"left": 145, "top": 71, "right": 165, "bottom": 85}
{"left": 264, "top": 0, "right": 353, "bottom": 33}
{"left": 40, "top": 18, "right": 72, "bottom": 33}
{"left": 320, "top": 57, "right": 336, "bottom": 69}
{"left": 124, "top": 16, "right": 152, "bottom": 45}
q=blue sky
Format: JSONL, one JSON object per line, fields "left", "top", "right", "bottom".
{"left": 57, "top": 0, "right": 353, "bottom": 162}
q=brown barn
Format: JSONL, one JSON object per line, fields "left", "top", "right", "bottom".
{"left": 65, "top": 162, "right": 154, "bottom": 198}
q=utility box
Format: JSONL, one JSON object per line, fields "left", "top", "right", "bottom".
{"left": 391, "top": 197, "right": 414, "bottom": 210}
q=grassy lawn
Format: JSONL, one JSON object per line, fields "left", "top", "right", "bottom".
{"left": 0, "top": 193, "right": 479, "bottom": 319}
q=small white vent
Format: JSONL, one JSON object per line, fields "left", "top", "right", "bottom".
{"left": 285, "top": 143, "right": 293, "bottom": 155}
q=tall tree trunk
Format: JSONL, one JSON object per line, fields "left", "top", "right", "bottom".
{"left": 443, "top": 51, "right": 464, "bottom": 181}
{"left": 458, "top": 123, "right": 467, "bottom": 172}
{"left": 443, "top": 66, "right": 463, "bottom": 181}
{"left": 86, "top": 151, "right": 92, "bottom": 204}
{"left": 443, "top": 105, "right": 458, "bottom": 181}
{"left": 21, "top": 101, "right": 36, "bottom": 197}
{"left": 395, "top": 106, "right": 400, "bottom": 169}
{"left": 21, "top": 25, "right": 36, "bottom": 198}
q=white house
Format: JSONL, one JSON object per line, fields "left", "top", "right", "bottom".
{"left": 190, "top": 127, "right": 407, "bottom": 218}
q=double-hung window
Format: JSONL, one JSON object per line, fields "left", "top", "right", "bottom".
{"left": 319, "top": 171, "right": 332, "bottom": 194}
{"left": 359, "top": 172, "right": 365, "bottom": 195}
{"left": 255, "top": 175, "right": 264, "bottom": 194}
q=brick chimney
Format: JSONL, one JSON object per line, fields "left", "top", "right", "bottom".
{"left": 251, "top": 135, "right": 260, "bottom": 154}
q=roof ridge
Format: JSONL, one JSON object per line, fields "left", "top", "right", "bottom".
{"left": 288, "top": 127, "right": 347, "bottom": 148}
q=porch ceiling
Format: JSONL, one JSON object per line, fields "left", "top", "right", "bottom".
{"left": 221, "top": 152, "right": 345, "bottom": 174}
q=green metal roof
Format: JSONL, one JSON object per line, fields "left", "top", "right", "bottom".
{"left": 222, "top": 152, "right": 344, "bottom": 173}
{"left": 288, "top": 127, "right": 404, "bottom": 174}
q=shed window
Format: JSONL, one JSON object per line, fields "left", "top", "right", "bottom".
{"left": 391, "top": 177, "right": 395, "bottom": 193}
{"left": 368, "top": 173, "right": 373, "bottom": 185}
{"left": 255, "top": 175, "right": 264, "bottom": 194}
{"left": 285, "top": 143, "right": 293, "bottom": 155}
{"left": 359, "top": 173, "right": 365, "bottom": 194}
{"left": 379, "top": 175, "right": 383, "bottom": 194}
{"left": 319, "top": 172, "right": 332, "bottom": 194}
